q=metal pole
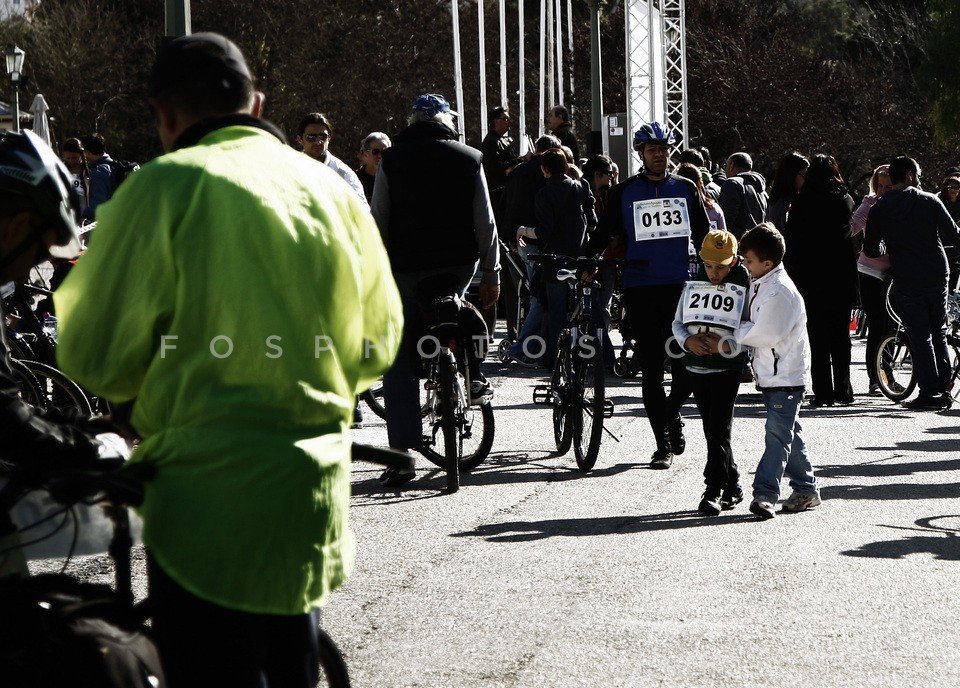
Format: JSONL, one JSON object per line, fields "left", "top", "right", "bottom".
{"left": 499, "top": 0, "right": 507, "bottom": 107}
{"left": 12, "top": 84, "right": 19, "bottom": 133}
{"left": 451, "top": 0, "right": 466, "bottom": 142}
{"left": 588, "top": 0, "right": 603, "bottom": 155}
{"left": 545, "top": 0, "right": 554, "bottom": 114}
{"left": 566, "top": 0, "right": 575, "bottom": 102}
{"left": 518, "top": 0, "right": 528, "bottom": 154}
{"left": 165, "top": 0, "right": 191, "bottom": 37}
{"left": 539, "top": 0, "right": 546, "bottom": 137}
{"left": 555, "top": 0, "right": 563, "bottom": 106}
{"left": 478, "top": 0, "right": 488, "bottom": 139}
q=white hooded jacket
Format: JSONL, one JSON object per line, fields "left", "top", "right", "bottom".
{"left": 734, "top": 263, "right": 810, "bottom": 389}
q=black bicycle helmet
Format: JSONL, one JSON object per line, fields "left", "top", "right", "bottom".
{"left": 633, "top": 121, "right": 676, "bottom": 150}
{"left": 0, "top": 130, "right": 81, "bottom": 258}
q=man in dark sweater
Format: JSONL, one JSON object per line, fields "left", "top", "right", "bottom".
{"left": 864, "top": 155, "right": 960, "bottom": 409}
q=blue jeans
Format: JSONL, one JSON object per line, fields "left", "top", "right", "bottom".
{"left": 383, "top": 263, "right": 477, "bottom": 450}
{"left": 753, "top": 389, "right": 818, "bottom": 503}
{"left": 894, "top": 284, "right": 950, "bottom": 397}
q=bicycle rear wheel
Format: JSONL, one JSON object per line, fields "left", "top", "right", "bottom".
{"left": 317, "top": 627, "right": 351, "bottom": 687}
{"left": 551, "top": 340, "right": 573, "bottom": 454}
{"left": 873, "top": 331, "right": 916, "bottom": 402}
{"left": 573, "top": 349, "right": 605, "bottom": 471}
{"left": 419, "top": 395, "right": 494, "bottom": 473}
{"left": 437, "top": 352, "right": 459, "bottom": 493}
{"left": 360, "top": 378, "right": 386, "bottom": 419}
{"left": 14, "top": 359, "right": 92, "bottom": 415}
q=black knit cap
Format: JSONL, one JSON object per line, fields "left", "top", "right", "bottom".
{"left": 148, "top": 32, "right": 252, "bottom": 98}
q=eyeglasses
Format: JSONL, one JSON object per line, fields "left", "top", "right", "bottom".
{"left": 304, "top": 132, "right": 329, "bottom": 142}
{"left": 947, "top": 186, "right": 960, "bottom": 192}
{"left": 366, "top": 148, "right": 385, "bottom": 156}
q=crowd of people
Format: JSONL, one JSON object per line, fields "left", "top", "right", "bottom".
{"left": 3, "top": 28, "right": 960, "bottom": 687}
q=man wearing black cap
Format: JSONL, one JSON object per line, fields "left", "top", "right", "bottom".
{"left": 55, "top": 33, "right": 403, "bottom": 686}
{"left": 370, "top": 92, "right": 500, "bottom": 485}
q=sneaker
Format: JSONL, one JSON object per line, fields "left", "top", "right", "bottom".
{"left": 749, "top": 500, "right": 776, "bottom": 520}
{"left": 649, "top": 449, "right": 673, "bottom": 470}
{"left": 888, "top": 380, "right": 906, "bottom": 394}
{"left": 868, "top": 382, "right": 882, "bottom": 396}
{"left": 698, "top": 490, "right": 722, "bottom": 516}
{"left": 720, "top": 487, "right": 744, "bottom": 510}
{"left": 469, "top": 378, "right": 494, "bottom": 404}
{"left": 352, "top": 403, "right": 364, "bottom": 428}
{"left": 378, "top": 466, "right": 416, "bottom": 487}
{"left": 781, "top": 491, "right": 822, "bottom": 513}
{"left": 668, "top": 416, "right": 686, "bottom": 455}
{"left": 505, "top": 351, "right": 538, "bottom": 368}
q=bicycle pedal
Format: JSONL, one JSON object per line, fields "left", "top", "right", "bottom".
{"left": 603, "top": 399, "right": 615, "bottom": 418}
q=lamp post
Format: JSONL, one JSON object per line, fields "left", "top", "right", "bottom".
{"left": 5, "top": 45, "right": 25, "bottom": 134}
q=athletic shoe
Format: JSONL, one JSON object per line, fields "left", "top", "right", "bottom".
{"left": 698, "top": 490, "right": 722, "bottom": 516}
{"left": 505, "top": 351, "right": 538, "bottom": 368}
{"left": 720, "top": 487, "right": 744, "bottom": 510}
{"left": 668, "top": 416, "right": 686, "bottom": 455}
{"left": 649, "top": 449, "right": 673, "bottom": 470}
{"left": 378, "top": 466, "right": 416, "bottom": 487}
{"left": 868, "top": 382, "right": 882, "bottom": 396}
{"left": 469, "top": 378, "right": 493, "bottom": 405}
{"left": 903, "top": 394, "right": 951, "bottom": 410}
{"left": 749, "top": 500, "right": 776, "bottom": 520}
{"left": 781, "top": 491, "right": 822, "bottom": 513}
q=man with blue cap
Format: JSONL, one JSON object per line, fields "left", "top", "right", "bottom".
{"left": 371, "top": 93, "right": 500, "bottom": 486}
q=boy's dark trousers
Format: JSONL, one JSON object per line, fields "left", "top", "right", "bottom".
{"left": 690, "top": 368, "right": 742, "bottom": 492}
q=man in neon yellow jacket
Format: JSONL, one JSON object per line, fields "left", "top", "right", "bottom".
{"left": 55, "top": 33, "right": 402, "bottom": 687}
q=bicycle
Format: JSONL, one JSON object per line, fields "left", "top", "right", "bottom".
{"left": 871, "top": 280, "right": 960, "bottom": 402}
{"left": 531, "top": 255, "right": 615, "bottom": 471}
{"left": 413, "top": 275, "right": 495, "bottom": 493}
{"left": 0, "top": 443, "right": 412, "bottom": 687}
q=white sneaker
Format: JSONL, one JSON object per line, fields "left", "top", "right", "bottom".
{"left": 781, "top": 491, "right": 822, "bottom": 512}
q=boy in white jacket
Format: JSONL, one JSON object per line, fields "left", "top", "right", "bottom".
{"left": 707, "top": 222, "right": 821, "bottom": 519}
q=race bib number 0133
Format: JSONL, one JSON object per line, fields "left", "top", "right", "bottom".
{"left": 632, "top": 197, "right": 691, "bottom": 242}
{"left": 681, "top": 281, "right": 746, "bottom": 331}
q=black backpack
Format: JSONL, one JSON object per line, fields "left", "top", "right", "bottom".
{"left": 107, "top": 159, "right": 141, "bottom": 189}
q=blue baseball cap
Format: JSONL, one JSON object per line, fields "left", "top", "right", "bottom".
{"left": 411, "top": 93, "right": 458, "bottom": 118}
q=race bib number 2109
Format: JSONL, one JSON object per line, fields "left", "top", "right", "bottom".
{"left": 632, "top": 197, "right": 691, "bottom": 242}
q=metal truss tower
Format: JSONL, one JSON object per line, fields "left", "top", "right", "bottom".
{"left": 624, "top": 0, "right": 687, "bottom": 174}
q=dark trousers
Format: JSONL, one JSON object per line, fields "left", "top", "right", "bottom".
{"left": 622, "top": 284, "right": 692, "bottom": 449}
{"left": 691, "top": 369, "right": 742, "bottom": 492}
{"left": 148, "top": 555, "right": 321, "bottom": 688}
{"left": 860, "top": 272, "right": 894, "bottom": 385}
{"left": 500, "top": 244, "right": 524, "bottom": 340}
{"left": 894, "top": 284, "right": 951, "bottom": 397}
{"left": 805, "top": 299, "right": 853, "bottom": 403}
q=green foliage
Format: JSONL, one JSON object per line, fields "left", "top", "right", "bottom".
{"left": 919, "top": 0, "right": 960, "bottom": 147}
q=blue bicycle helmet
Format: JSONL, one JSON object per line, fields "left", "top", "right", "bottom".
{"left": 0, "top": 130, "right": 81, "bottom": 258}
{"left": 633, "top": 121, "right": 676, "bottom": 150}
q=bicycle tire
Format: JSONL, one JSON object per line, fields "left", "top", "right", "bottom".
{"left": 360, "top": 379, "right": 386, "bottom": 419}
{"left": 9, "top": 357, "right": 45, "bottom": 407}
{"left": 437, "top": 352, "right": 459, "bottom": 493}
{"left": 13, "top": 359, "right": 92, "bottom": 415}
{"left": 317, "top": 627, "right": 351, "bottom": 687}
{"left": 873, "top": 331, "right": 916, "bottom": 402}
{"left": 573, "top": 348, "right": 605, "bottom": 471}
{"left": 419, "top": 397, "right": 495, "bottom": 472}
{"left": 552, "top": 338, "right": 573, "bottom": 454}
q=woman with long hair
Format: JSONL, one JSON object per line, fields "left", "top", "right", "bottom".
{"left": 765, "top": 151, "right": 809, "bottom": 232}
{"left": 850, "top": 165, "right": 893, "bottom": 395}
{"left": 61, "top": 137, "right": 89, "bottom": 216}
{"left": 677, "top": 162, "right": 726, "bottom": 231}
{"left": 783, "top": 154, "right": 857, "bottom": 405}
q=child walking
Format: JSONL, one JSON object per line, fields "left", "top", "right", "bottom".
{"left": 672, "top": 230, "right": 750, "bottom": 515}
{"left": 712, "top": 222, "right": 821, "bottom": 520}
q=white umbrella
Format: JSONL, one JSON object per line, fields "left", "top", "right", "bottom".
{"left": 28, "top": 93, "right": 50, "bottom": 145}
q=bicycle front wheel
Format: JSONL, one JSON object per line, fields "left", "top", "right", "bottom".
{"left": 572, "top": 348, "right": 605, "bottom": 472}
{"left": 873, "top": 331, "right": 916, "bottom": 402}
{"left": 360, "top": 378, "right": 386, "bottom": 419}
{"left": 437, "top": 353, "right": 460, "bottom": 493}
{"left": 551, "top": 339, "right": 573, "bottom": 454}
{"left": 317, "top": 627, "right": 351, "bottom": 687}
{"left": 14, "top": 359, "right": 92, "bottom": 415}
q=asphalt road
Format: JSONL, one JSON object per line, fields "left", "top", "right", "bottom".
{"left": 341, "top": 329, "right": 960, "bottom": 687}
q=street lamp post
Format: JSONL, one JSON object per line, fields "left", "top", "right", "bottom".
{"left": 5, "top": 45, "right": 25, "bottom": 134}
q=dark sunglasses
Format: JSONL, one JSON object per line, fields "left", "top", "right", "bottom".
{"left": 366, "top": 148, "right": 385, "bottom": 156}
{"left": 304, "top": 132, "right": 329, "bottom": 142}
{"left": 947, "top": 185, "right": 960, "bottom": 192}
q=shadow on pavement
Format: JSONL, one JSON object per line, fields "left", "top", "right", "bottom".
{"left": 818, "top": 456, "right": 960, "bottom": 479}
{"left": 841, "top": 515, "right": 960, "bottom": 561}
{"left": 820, "top": 482, "right": 960, "bottom": 501}
{"left": 450, "top": 509, "right": 757, "bottom": 542}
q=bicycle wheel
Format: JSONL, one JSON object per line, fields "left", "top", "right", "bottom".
{"left": 552, "top": 339, "right": 573, "bottom": 454}
{"left": 873, "top": 331, "right": 916, "bottom": 401}
{"left": 573, "top": 348, "right": 605, "bottom": 471}
{"left": 9, "top": 358, "right": 44, "bottom": 407}
{"left": 419, "top": 391, "right": 495, "bottom": 472}
{"left": 360, "top": 378, "right": 386, "bottom": 419}
{"left": 14, "top": 359, "right": 92, "bottom": 415}
{"left": 317, "top": 627, "right": 351, "bottom": 687}
{"left": 437, "top": 352, "right": 459, "bottom": 493}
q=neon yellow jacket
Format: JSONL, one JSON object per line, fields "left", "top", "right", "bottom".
{"left": 56, "top": 123, "right": 402, "bottom": 614}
